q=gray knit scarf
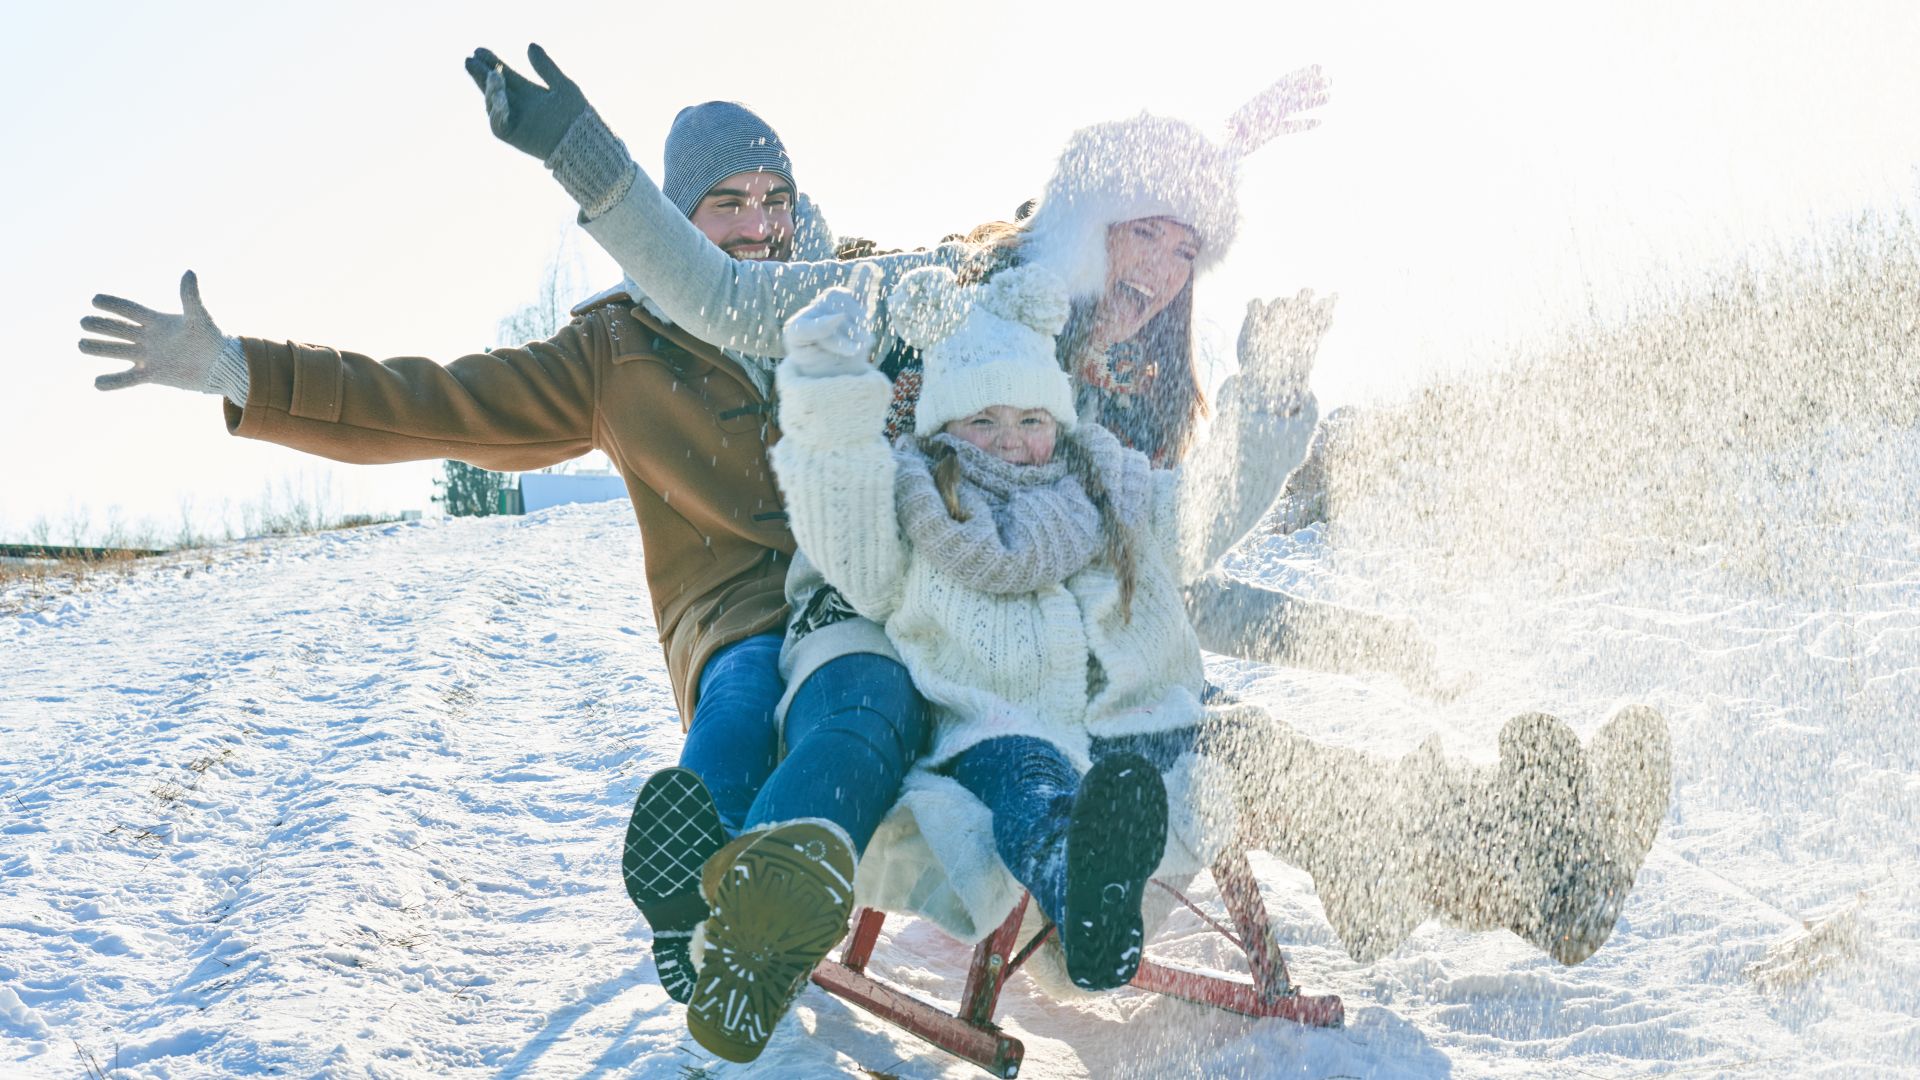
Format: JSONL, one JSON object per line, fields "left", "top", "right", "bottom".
{"left": 892, "top": 427, "right": 1151, "bottom": 595}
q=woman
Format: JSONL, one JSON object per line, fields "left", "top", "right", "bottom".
{"left": 764, "top": 263, "right": 1668, "bottom": 1052}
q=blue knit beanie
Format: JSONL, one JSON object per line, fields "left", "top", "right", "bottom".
{"left": 661, "top": 101, "right": 795, "bottom": 216}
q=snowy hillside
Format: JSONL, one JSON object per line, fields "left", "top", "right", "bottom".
{"left": 3, "top": 477, "right": 1917, "bottom": 1077}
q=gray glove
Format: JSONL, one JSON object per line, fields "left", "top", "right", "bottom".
{"left": 79, "top": 271, "right": 248, "bottom": 401}
{"left": 1235, "top": 289, "right": 1336, "bottom": 411}
{"left": 465, "top": 44, "right": 633, "bottom": 217}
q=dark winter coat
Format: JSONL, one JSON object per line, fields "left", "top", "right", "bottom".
{"left": 224, "top": 300, "right": 794, "bottom": 727}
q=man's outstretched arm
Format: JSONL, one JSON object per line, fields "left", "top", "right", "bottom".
{"left": 81, "top": 273, "right": 599, "bottom": 472}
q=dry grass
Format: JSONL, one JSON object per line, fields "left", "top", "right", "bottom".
{"left": 1305, "top": 206, "right": 1920, "bottom": 598}
{"left": 0, "top": 500, "right": 405, "bottom": 616}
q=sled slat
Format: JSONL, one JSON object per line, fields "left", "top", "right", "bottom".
{"left": 1005, "top": 922, "right": 1056, "bottom": 977}
{"left": 1214, "top": 850, "right": 1294, "bottom": 999}
{"left": 840, "top": 907, "right": 887, "bottom": 973}
{"left": 1130, "top": 959, "right": 1344, "bottom": 1026}
{"left": 961, "top": 895, "right": 1030, "bottom": 1026}
{"left": 811, "top": 959, "right": 1026, "bottom": 1078}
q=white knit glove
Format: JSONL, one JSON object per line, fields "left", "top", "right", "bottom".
{"left": 1235, "top": 289, "right": 1336, "bottom": 413}
{"left": 781, "top": 281, "right": 877, "bottom": 378}
{"left": 80, "top": 271, "right": 249, "bottom": 401}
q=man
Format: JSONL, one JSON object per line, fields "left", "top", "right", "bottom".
{"left": 79, "top": 84, "right": 928, "bottom": 1064}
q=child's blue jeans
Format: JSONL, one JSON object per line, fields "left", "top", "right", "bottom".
{"left": 947, "top": 728, "right": 1200, "bottom": 926}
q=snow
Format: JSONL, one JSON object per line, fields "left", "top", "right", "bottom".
{"left": 5, "top": 463, "right": 1918, "bottom": 1077}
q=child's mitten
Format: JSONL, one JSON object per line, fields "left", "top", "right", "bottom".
{"left": 782, "top": 281, "right": 877, "bottom": 378}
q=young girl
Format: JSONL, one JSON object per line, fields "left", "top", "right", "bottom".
{"left": 772, "top": 261, "right": 1325, "bottom": 970}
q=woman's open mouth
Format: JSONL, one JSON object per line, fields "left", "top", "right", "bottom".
{"left": 1112, "top": 280, "right": 1155, "bottom": 318}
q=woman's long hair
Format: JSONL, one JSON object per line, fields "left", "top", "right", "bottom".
{"left": 959, "top": 223, "right": 1208, "bottom": 465}
{"left": 1055, "top": 431, "right": 1139, "bottom": 621}
{"left": 1058, "top": 283, "right": 1206, "bottom": 465}
{"left": 918, "top": 431, "right": 1139, "bottom": 621}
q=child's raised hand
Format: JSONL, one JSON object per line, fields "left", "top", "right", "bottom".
{"left": 783, "top": 278, "right": 877, "bottom": 378}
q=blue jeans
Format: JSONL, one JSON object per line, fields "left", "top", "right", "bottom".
{"left": 678, "top": 634, "right": 786, "bottom": 835}
{"left": 948, "top": 735, "right": 1081, "bottom": 926}
{"left": 949, "top": 728, "right": 1203, "bottom": 926}
{"left": 745, "top": 652, "right": 929, "bottom": 852}
{"left": 678, "top": 636, "right": 928, "bottom": 854}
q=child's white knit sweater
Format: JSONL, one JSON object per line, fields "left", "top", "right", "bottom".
{"left": 771, "top": 365, "right": 1319, "bottom": 939}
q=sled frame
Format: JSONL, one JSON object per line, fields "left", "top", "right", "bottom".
{"left": 809, "top": 848, "right": 1343, "bottom": 1078}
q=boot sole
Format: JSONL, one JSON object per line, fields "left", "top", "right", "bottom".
{"left": 623, "top": 767, "right": 729, "bottom": 1003}
{"left": 1062, "top": 754, "right": 1168, "bottom": 991}
{"left": 685, "top": 821, "right": 856, "bottom": 1062}
{"left": 1547, "top": 706, "right": 1673, "bottom": 964}
{"left": 1589, "top": 705, "right": 1672, "bottom": 861}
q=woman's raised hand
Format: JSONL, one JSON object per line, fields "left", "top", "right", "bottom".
{"left": 79, "top": 271, "right": 236, "bottom": 395}
{"left": 1226, "top": 65, "right": 1332, "bottom": 152}
{"left": 1236, "top": 289, "right": 1336, "bottom": 411}
{"left": 464, "top": 44, "right": 588, "bottom": 162}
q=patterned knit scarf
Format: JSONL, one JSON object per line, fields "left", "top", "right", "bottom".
{"left": 893, "top": 434, "right": 1102, "bottom": 595}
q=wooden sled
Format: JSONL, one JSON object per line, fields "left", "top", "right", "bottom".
{"left": 810, "top": 848, "right": 1344, "bottom": 1078}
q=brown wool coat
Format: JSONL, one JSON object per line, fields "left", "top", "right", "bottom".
{"left": 224, "top": 299, "right": 794, "bottom": 727}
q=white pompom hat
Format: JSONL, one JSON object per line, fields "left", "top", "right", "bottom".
{"left": 891, "top": 264, "right": 1077, "bottom": 433}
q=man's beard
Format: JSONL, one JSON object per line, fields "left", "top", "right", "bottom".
{"left": 722, "top": 235, "right": 791, "bottom": 261}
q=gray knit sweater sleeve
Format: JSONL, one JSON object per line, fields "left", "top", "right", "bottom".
{"left": 579, "top": 162, "right": 973, "bottom": 358}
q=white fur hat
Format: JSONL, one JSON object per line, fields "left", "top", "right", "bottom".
{"left": 1018, "top": 69, "right": 1326, "bottom": 299}
{"left": 892, "top": 264, "right": 1077, "bottom": 433}
{"left": 1020, "top": 113, "right": 1239, "bottom": 300}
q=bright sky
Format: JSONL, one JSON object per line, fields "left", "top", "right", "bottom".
{"left": 7, "top": 0, "right": 1918, "bottom": 543}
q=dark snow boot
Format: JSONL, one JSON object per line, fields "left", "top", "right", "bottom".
{"left": 1481, "top": 712, "right": 1595, "bottom": 958}
{"left": 1532, "top": 705, "right": 1672, "bottom": 964}
{"left": 622, "top": 767, "right": 728, "bottom": 1004}
{"left": 1423, "top": 708, "right": 1672, "bottom": 965}
{"left": 1061, "top": 752, "right": 1169, "bottom": 991}
{"left": 1311, "top": 737, "right": 1439, "bottom": 964}
{"left": 684, "top": 819, "right": 857, "bottom": 1063}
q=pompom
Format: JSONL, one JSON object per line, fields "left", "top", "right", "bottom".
{"left": 977, "top": 264, "right": 1072, "bottom": 336}
{"left": 887, "top": 266, "right": 969, "bottom": 350}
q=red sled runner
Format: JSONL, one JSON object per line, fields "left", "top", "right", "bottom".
{"left": 810, "top": 847, "right": 1343, "bottom": 1077}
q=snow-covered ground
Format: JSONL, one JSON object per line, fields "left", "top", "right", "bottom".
{"left": 4, "top": 439, "right": 1917, "bottom": 1078}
